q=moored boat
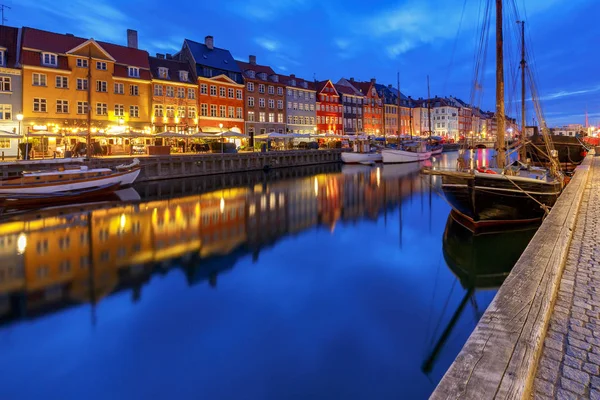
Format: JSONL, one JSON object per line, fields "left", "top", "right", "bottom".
{"left": 0, "top": 182, "right": 121, "bottom": 209}
{"left": 341, "top": 152, "right": 382, "bottom": 164}
{"left": 382, "top": 142, "right": 432, "bottom": 163}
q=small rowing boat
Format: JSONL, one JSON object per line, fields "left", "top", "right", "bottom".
{"left": 0, "top": 182, "right": 121, "bottom": 209}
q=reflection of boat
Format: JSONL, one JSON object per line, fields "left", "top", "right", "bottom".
{"left": 0, "top": 163, "right": 141, "bottom": 195}
{"left": 422, "top": 211, "right": 539, "bottom": 373}
{"left": 0, "top": 183, "right": 121, "bottom": 209}
{"left": 341, "top": 152, "right": 382, "bottom": 164}
{"left": 341, "top": 164, "right": 374, "bottom": 175}
{"left": 382, "top": 142, "right": 432, "bottom": 163}
{"left": 380, "top": 162, "right": 421, "bottom": 179}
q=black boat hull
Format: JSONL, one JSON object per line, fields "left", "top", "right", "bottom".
{"left": 441, "top": 173, "right": 561, "bottom": 225}
{"left": 526, "top": 134, "right": 587, "bottom": 172}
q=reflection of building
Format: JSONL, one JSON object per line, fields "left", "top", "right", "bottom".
{"left": 0, "top": 165, "right": 427, "bottom": 324}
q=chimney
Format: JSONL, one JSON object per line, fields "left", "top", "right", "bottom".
{"left": 166, "top": 53, "right": 172, "bottom": 60}
{"left": 66, "top": 33, "right": 74, "bottom": 37}
{"left": 349, "top": 77, "right": 355, "bottom": 82}
{"left": 370, "top": 78, "right": 376, "bottom": 84}
{"left": 127, "top": 29, "right": 138, "bottom": 49}
{"left": 249, "top": 55, "right": 256, "bottom": 65}
{"left": 290, "top": 74, "right": 296, "bottom": 79}
{"left": 156, "top": 53, "right": 165, "bottom": 59}
{"left": 388, "top": 84, "right": 392, "bottom": 89}
{"left": 205, "top": 35, "right": 214, "bottom": 50}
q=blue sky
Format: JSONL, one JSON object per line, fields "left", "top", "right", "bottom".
{"left": 11, "top": 0, "right": 600, "bottom": 126}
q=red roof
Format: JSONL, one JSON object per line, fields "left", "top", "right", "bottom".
{"left": 334, "top": 84, "right": 361, "bottom": 96}
{"left": 21, "top": 27, "right": 150, "bottom": 69}
{"left": 0, "top": 25, "right": 19, "bottom": 68}
{"left": 315, "top": 80, "right": 338, "bottom": 95}
{"left": 236, "top": 60, "right": 276, "bottom": 76}
{"left": 277, "top": 74, "right": 316, "bottom": 90}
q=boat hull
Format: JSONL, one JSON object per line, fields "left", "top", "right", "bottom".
{"left": 0, "top": 182, "right": 121, "bottom": 209}
{"left": 341, "top": 152, "right": 382, "bottom": 164}
{"left": 0, "top": 168, "right": 141, "bottom": 194}
{"left": 382, "top": 149, "right": 432, "bottom": 163}
{"left": 526, "top": 134, "right": 587, "bottom": 172}
{"left": 441, "top": 172, "right": 562, "bottom": 225}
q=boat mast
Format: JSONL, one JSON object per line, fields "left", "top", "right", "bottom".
{"left": 519, "top": 20, "right": 527, "bottom": 161}
{"left": 397, "top": 71, "right": 402, "bottom": 142}
{"left": 496, "top": 0, "right": 506, "bottom": 168}
{"left": 87, "top": 45, "right": 92, "bottom": 158}
{"left": 427, "top": 75, "right": 432, "bottom": 141}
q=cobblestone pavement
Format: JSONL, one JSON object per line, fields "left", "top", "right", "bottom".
{"left": 533, "top": 157, "right": 600, "bottom": 399}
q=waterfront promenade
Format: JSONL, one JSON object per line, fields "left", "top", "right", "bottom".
{"left": 431, "top": 155, "right": 598, "bottom": 399}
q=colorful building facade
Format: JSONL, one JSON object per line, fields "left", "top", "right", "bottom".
{"left": 178, "top": 36, "right": 245, "bottom": 134}
{"left": 279, "top": 74, "right": 316, "bottom": 135}
{"left": 0, "top": 26, "right": 21, "bottom": 157}
{"left": 315, "top": 80, "right": 342, "bottom": 135}
{"left": 335, "top": 83, "right": 362, "bottom": 135}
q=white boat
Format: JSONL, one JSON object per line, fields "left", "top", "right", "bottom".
{"left": 0, "top": 159, "right": 141, "bottom": 195}
{"left": 382, "top": 142, "right": 432, "bottom": 164}
{"left": 341, "top": 151, "right": 382, "bottom": 164}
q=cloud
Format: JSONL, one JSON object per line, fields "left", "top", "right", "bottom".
{"left": 334, "top": 39, "right": 350, "bottom": 50}
{"left": 254, "top": 37, "right": 279, "bottom": 52}
{"left": 229, "top": 0, "right": 312, "bottom": 20}
{"left": 536, "top": 85, "right": 600, "bottom": 101}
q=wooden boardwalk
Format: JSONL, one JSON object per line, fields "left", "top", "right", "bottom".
{"left": 431, "top": 156, "right": 594, "bottom": 399}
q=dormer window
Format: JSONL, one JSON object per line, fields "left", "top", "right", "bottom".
{"left": 179, "top": 70, "right": 188, "bottom": 81}
{"left": 302, "top": 82, "right": 308, "bottom": 89}
{"left": 258, "top": 72, "right": 267, "bottom": 80}
{"left": 96, "top": 61, "right": 107, "bottom": 70}
{"left": 42, "top": 52, "right": 58, "bottom": 67}
{"left": 290, "top": 80, "right": 296, "bottom": 86}
{"left": 0, "top": 49, "right": 5, "bottom": 67}
{"left": 272, "top": 75, "right": 279, "bottom": 83}
{"left": 158, "top": 67, "right": 168, "bottom": 79}
{"left": 76, "top": 58, "right": 88, "bottom": 68}
{"left": 247, "top": 70, "right": 256, "bottom": 78}
{"left": 128, "top": 67, "right": 140, "bottom": 78}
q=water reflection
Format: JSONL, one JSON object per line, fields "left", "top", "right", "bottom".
{"left": 0, "top": 153, "right": 538, "bottom": 400}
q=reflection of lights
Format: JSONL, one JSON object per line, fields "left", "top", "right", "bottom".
{"left": 120, "top": 213, "right": 126, "bottom": 230}
{"left": 175, "top": 206, "right": 183, "bottom": 222}
{"left": 152, "top": 207, "right": 158, "bottom": 223}
{"left": 249, "top": 203, "right": 256, "bottom": 217}
{"left": 17, "top": 233, "right": 27, "bottom": 255}
{"left": 376, "top": 167, "right": 381, "bottom": 187}
{"left": 314, "top": 177, "right": 319, "bottom": 197}
{"left": 220, "top": 197, "right": 225, "bottom": 213}
{"left": 270, "top": 193, "right": 275, "bottom": 209}
{"left": 279, "top": 193, "right": 284, "bottom": 206}
{"left": 195, "top": 202, "right": 200, "bottom": 216}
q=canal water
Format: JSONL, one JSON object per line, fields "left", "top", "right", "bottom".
{"left": 0, "top": 150, "right": 537, "bottom": 400}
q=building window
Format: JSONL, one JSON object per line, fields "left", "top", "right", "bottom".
{"left": 76, "top": 58, "right": 88, "bottom": 68}
{"left": 77, "top": 101, "right": 88, "bottom": 114}
{"left": 96, "top": 61, "right": 107, "bottom": 70}
{"left": 114, "top": 104, "right": 124, "bottom": 116}
{"left": 177, "top": 106, "right": 186, "bottom": 118}
{"left": 130, "top": 84, "right": 139, "bottom": 96}
{"left": 200, "top": 104, "right": 208, "bottom": 116}
{"left": 154, "top": 104, "right": 164, "bottom": 117}
{"left": 210, "top": 85, "right": 217, "bottom": 96}
{"left": 114, "top": 82, "right": 124, "bottom": 94}
{"left": 259, "top": 98, "right": 265, "bottom": 108}
{"left": 96, "top": 102, "right": 107, "bottom": 115}
{"left": 277, "top": 113, "right": 283, "bottom": 123}
{"left": 179, "top": 70, "right": 188, "bottom": 81}
{"left": 228, "top": 106, "right": 235, "bottom": 118}
{"left": 277, "top": 100, "right": 283, "bottom": 109}
{"left": 219, "top": 105, "right": 226, "bottom": 118}
{"left": 277, "top": 87, "right": 283, "bottom": 96}
{"left": 258, "top": 84, "right": 265, "bottom": 93}
{"left": 32, "top": 73, "right": 47, "bottom": 86}
{"left": 33, "top": 98, "right": 47, "bottom": 112}
{"left": 188, "top": 88, "right": 196, "bottom": 99}
{"left": 247, "top": 82, "right": 254, "bottom": 92}
{"left": 236, "top": 89, "right": 243, "bottom": 100}
{"left": 268, "top": 99, "right": 275, "bottom": 109}
{"left": 227, "top": 88, "right": 234, "bottom": 98}
{"left": 166, "top": 86, "right": 174, "bottom": 97}
{"left": 96, "top": 80, "right": 107, "bottom": 92}
{"left": 268, "top": 86, "right": 274, "bottom": 95}
{"left": 42, "top": 52, "right": 58, "bottom": 66}
{"left": 55, "top": 76, "right": 68, "bottom": 89}
{"left": 219, "top": 87, "right": 226, "bottom": 97}
{"left": 0, "top": 104, "right": 11, "bottom": 120}
{"left": 259, "top": 112, "right": 265, "bottom": 122}
{"left": 154, "top": 85, "right": 163, "bottom": 96}
{"left": 188, "top": 107, "right": 196, "bottom": 118}
{"left": 0, "top": 76, "right": 10, "bottom": 92}
{"left": 248, "top": 97, "right": 254, "bottom": 107}
{"left": 0, "top": 138, "right": 9, "bottom": 148}
{"left": 236, "top": 107, "right": 242, "bottom": 119}
{"left": 130, "top": 105, "right": 139, "bottom": 118}
{"left": 203, "top": 67, "right": 213, "bottom": 77}
{"left": 128, "top": 67, "right": 140, "bottom": 78}
{"left": 158, "top": 67, "right": 168, "bottom": 78}
{"left": 210, "top": 105, "right": 217, "bottom": 117}
{"left": 177, "top": 87, "right": 185, "bottom": 98}
{"left": 200, "top": 84, "right": 207, "bottom": 95}
{"left": 56, "top": 100, "right": 69, "bottom": 114}
{"left": 166, "top": 106, "right": 175, "bottom": 118}
{"left": 248, "top": 111, "right": 255, "bottom": 121}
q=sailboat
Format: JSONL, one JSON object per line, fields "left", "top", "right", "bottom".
{"left": 428, "top": 0, "right": 563, "bottom": 227}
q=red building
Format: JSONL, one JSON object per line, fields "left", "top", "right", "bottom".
{"left": 315, "top": 80, "right": 342, "bottom": 135}
{"left": 351, "top": 79, "right": 383, "bottom": 135}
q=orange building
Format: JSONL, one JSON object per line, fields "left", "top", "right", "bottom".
{"left": 177, "top": 36, "right": 245, "bottom": 134}
{"left": 148, "top": 55, "right": 198, "bottom": 133}
{"left": 351, "top": 79, "right": 383, "bottom": 135}
{"left": 20, "top": 28, "right": 152, "bottom": 136}
{"left": 315, "top": 80, "right": 342, "bottom": 135}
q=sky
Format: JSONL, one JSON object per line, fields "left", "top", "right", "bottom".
{"left": 10, "top": 0, "right": 600, "bottom": 126}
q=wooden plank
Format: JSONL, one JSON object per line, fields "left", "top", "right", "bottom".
{"left": 431, "top": 157, "right": 592, "bottom": 400}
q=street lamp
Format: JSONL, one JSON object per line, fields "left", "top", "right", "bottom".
{"left": 16, "top": 113, "right": 23, "bottom": 159}
{"left": 219, "top": 123, "right": 224, "bottom": 153}
{"left": 118, "top": 118, "right": 124, "bottom": 126}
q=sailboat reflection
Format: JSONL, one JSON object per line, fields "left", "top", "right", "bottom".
{"left": 422, "top": 211, "right": 539, "bottom": 373}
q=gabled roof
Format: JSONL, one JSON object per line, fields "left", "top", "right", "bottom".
{"left": 148, "top": 56, "right": 194, "bottom": 84}
{"left": 334, "top": 84, "right": 362, "bottom": 96}
{"left": 183, "top": 38, "right": 241, "bottom": 75}
{"left": 315, "top": 80, "right": 339, "bottom": 95}
{"left": 66, "top": 39, "right": 116, "bottom": 61}
{"left": 21, "top": 27, "right": 150, "bottom": 69}
{"left": 237, "top": 60, "right": 281, "bottom": 83}
{"left": 0, "top": 25, "right": 19, "bottom": 69}
{"left": 278, "top": 74, "right": 316, "bottom": 90}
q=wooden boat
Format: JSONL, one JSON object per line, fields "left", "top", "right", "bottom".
{"left": 433, "top": 0, "right": 563, "bottom": 227}
{"left": 0, "top": 159, "right": 141, "bottom": 195}
{"left": 429, "top": 144, "right": 443, "bottom": 155}
{"left": 382, "top": 141, "right": 432, "bottom": 163}
{"left": 0, "top": 182, "right": 121, "bottom": 209}
{"left": 526, "top": 133, "right": 588, "bottom": 173}
{"left": 342, "top": 138, "right": 382, "bottom": 164}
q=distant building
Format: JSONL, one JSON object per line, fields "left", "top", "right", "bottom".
{"left": 552, "top": 124, "right": 585, "bottom": 137}
{"left": 335, "top": 83, "right": 362, "bottom": 135}
{"left": 0, "top": 25, "right": 21, "bottom": 157}
{"left": 178, "top": 36, "right": 245, "bottom": 134}
{"left": 237, "top": 55, "right": 287, "bottom": 139}
{"left": 279, "top": 73, "right": 316, "bottom": 134}
{"left": 315, "top": 80, "right": 342, "bottom": 135}
{"left": 338, "top": 78, "right": 382, "bottom": 135}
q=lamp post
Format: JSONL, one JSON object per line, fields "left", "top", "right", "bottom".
{"left": 219, "top": 123, "right": 224, "bottom": 154}
{"left": 16, "top": 113, "right": 23, "bottom": 159}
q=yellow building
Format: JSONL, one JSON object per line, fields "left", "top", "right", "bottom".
{"left": 20, "top": 27, "right": 152, "bottom": 146}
